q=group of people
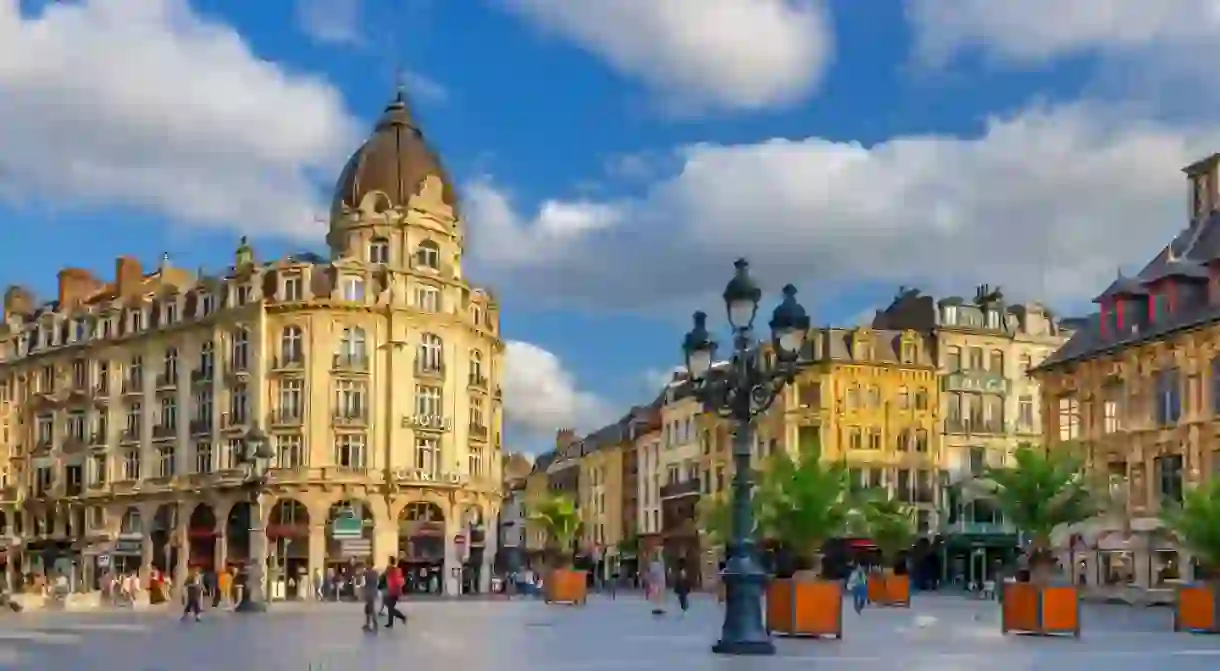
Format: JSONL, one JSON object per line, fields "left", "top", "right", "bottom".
{"left": 357, "top": 557, "right": 408, "bottom": 633}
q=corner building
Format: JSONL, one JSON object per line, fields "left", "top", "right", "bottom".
{"left": 1037, "top": 153, "right": 1220, "bottom": 594}
{"left": 0, "top": 92, "right": 504, "bottom": 596}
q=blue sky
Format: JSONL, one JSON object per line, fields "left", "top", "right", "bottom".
{"left": 3, "top": 0, "right": 1220, "bottom": 452}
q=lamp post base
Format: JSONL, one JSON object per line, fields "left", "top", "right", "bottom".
{"left": 233, "top": 597, "right": 267, "bottom": 614}
{"left": 712, "top": 554, "right": 775, "bottom": 656}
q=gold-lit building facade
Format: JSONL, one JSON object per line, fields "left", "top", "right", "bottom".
{"left": 0, "top": 92, "right": 503, "bottom": 595}
{"left": 1036, "top": 154, "right": 1220, "bottom": 594}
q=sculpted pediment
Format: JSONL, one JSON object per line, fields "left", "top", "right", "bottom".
{"left": 408, "top": 175, "right": 455, "bottom": 221}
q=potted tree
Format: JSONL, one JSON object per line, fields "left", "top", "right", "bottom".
{"left": 1163, "top": 478, "right": 1220, "bottom": 633}
{"left": 755, "top": 446, "right": 855, "bottom": 638}
{"left": 528, "top": 493, "right": 586, "bottom": 606}
{"left": 861, "top": 493, "right": 916, "bottom": 607}
{"left": 970, "top": 444, "right": 1098, "bottom": 636}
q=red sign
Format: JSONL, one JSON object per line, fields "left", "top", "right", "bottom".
{"left": 454, "top": 534, "right": 466, "bottom": 547}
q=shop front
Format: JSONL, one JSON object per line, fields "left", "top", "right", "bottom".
{"left": 267, "top": 498, "right": 310, "bottom": 598}
{"left": 399, "top": 501, "right": 445, "bottom": 594}
{"left": 939, "top": 532, "right": 1019, "bottom": 590}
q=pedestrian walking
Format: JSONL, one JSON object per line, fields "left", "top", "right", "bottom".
{"left": 383, "top": 557, "right": 407, "bottom": 629}
{"left": 647, "top": 551, "right": 667, "bottom": 616}
{"left": 181, "top": 568, "right": 203, "bottom": 622}
{"left": 360, "top": 563, "right": 380, "bottom": 634}
{"left": 847, "top": 564, "right": 868, "bottom": 614}
{"left": 674, "top": 565, "right": 692, "bottom": 614}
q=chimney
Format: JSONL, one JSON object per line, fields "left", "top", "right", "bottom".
{"left": 115, "top": 256, "right": 143, "bottom": 296}
{"left": 57, "top": 268, "right": 101, "bottom": 310}
{"left": 2, "top": 285, "right": 35, "bottom": 320}
{"left": 556, "top": 428, "right": 577, "bottom": 450}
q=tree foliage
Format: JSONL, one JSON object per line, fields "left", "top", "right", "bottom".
{"left": 697, "top": 492, "right": 736, "bottom": 549}
{"left": 860, "top": 491, "right": 916, "bottom": 567}
{"left": 968, "top": 443, "right": 1100, "bottom": 555}
{"left": 1161, "top": 478, "right": 1220, "bottom": 573}
{"left": 528, "top": 493, "right": 582, "bottom": 568}
{"left": 755, "top": 445, "right": 855, "bottom": 561}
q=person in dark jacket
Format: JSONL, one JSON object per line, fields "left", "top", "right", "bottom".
{"left": 674, "top": 566, "right": 692, "bottom": 614}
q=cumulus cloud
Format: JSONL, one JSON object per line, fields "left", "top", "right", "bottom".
{"left": 0, "top": 0, "right": 359, "bottom": 237}
{"left": 466, "top": 103, "right": 1211, "bottom": 312}
{"left": 296, "top": 0, "right": 362, "bottom": 45}
{"left": 496, "top": 0, "right": 833, "bottom": 114}
{"left": 503, "top": 341, "right": 615, "bottom": 438}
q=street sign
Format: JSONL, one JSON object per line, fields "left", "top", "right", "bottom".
{"left": 96, "top": 554, "right": 111, "bottom": 569}
{"left": 454, "top": 534, "right": 466, "bottom": 548}
{"left": 331, "top": 514, "right": 363, "bottom": 540}
{"left": 340, "top": 539, "right": 371, "bottom": 557}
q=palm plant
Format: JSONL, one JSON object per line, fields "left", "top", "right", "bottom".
{"left": 528, "top": 493, "right": 583, "bottom": 569}
{"left": 860, "top": 491, "right": 916, "bottom": 572}
{"left": 968, "top": 443, "right": 1101, "bottom": 581}
{"left": 1161, "top": 479, "right": 1220, "bottom": 579}
{"left": 755, "top": 445, "right": 854, "bottom": 578}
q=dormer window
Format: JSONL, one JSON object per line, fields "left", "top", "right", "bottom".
{"left": 282, "top": 275, "right": 303, "bottom": 302}
{"left": 129, "top": 309, "right": 143, "bottom": 333}
{"left": 234, "top": 284, "right": 252, "bottom": 306}
{"left": 164, "top": 301, "right": 177, "bottom": 325}
{"left": 341, "top": 275, "right": 365, "bottom": 302}
{"left": 415, "top": 240, "right": 440, "bottom": 270}
{"left": 942, "top": 305, "right": 957, "bottom": 325}
{"left": 987, "top": 310, "right": 1001, "bottom": 329}
{"left": 470, "top": 305, "right": 483, "bottom": 326}
{"left": 200, "top": 293, "right": 214, "bottom": 317}
{"left": 369, "top": 237, "right": 390, "bottom": 264}
{"left": 74, "top": 320, "right": 87, "bottom": 342}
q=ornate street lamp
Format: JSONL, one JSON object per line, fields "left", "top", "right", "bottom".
{"left": 682, "top": 258, "right": 810, "bottom": 656}
{"left": 234, "top": 426, "right": 274, "bottom": 613}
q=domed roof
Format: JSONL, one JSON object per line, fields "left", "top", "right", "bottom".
{"left": 331, "top": 90, "right": 456, "bottom": 213}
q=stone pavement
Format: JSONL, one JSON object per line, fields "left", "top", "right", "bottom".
{"left": 0, "top": 593, "right": 1217, "bottom": 670}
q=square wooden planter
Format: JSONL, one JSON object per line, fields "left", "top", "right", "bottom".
{"left": 866, "top": 572, "right": 910, "bottom": 608}
{"left": 544, "top": 569, "right": 588, "bottom": 606}
{"left": 1175, "top": 583, "right": 1220, "bottom": 634}
{"left": 1001, "top": 582, "right": 1080, "bottom": 637}
{"left": 765, "top": 578, "right": 843, "bottom": 639}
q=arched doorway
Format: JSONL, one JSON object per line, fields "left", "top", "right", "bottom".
{"left": 399, "top": 501, "right": 445, "bottom": 594}
{"left": 149, "top": 504, "right": 179, "bottom": 577}
{"left": 268, "top": 499, "right": 310, "bottom": 598}
{"left": 325, "top": 499, "right": 373, "bottom": 581}
{"left": 226, "top": 501, "right": 253, "bottom": 570}
{"left": 460, "top": 505, "right": 485, "bottom": 594}
{"left": 113, "top": 507, "right": 145, "bottom": 576}
{"left": 187, "top": 504, "right": 218, "bottom": 571}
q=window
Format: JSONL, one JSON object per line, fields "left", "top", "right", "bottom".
{"left": 414, "top": 285, "right": 440, "bottom": 312}
{"left": 415, "top": 385, "right": 443, "bottom": 417}
{"left": 469, "top": 443, "right": 484, "bottom": 477}
{"left": 418, "top": 333, "right": 443, "bottom": 372}
{"left": 915, "top": 429, "right": 928, "bottom": 453}
{"left": 279, "top": 379, "right": 304, "bottom": 420}
{"left": 281, "top": 326, "right": 303, "bottom": 363}
{"left": 848, "top": 427, "right": 862, "bottom": 450}
{"left": 339, "top": 327, "right": 367, "bottom": 360}
{"left": 914, "top": 388, "right": 928, "bottom": 410}
{"left": 1156, "top": 454, "right": 1184, "bottom": 506}
{"left": 987, "top": 310, "right": 1001, "bottom": 329}
{"left": 122, "top": 449, "right": 141, "bottom": 481}
{"left": 1103, "top": 398, "right": 1120, "bottom": 434}
{"left": 943, "top": 305, "right": 957, "bottom": 325}
{"left": 275, "top": 434, "right": 304, "bottom": 468}
{"left": 200, "top": 341, "right": 214, "bottom": 376}
{"left": 667, "top": 464, "right": 680, "bottom": 484}
{"left": 969, "top": 446, "right": 986, "bottom": 476}
{"left": 1019, "top": 354, "right": 1033, "bottom": 377}
{"left": 867, "top": 428, "right": 881, "bottom": 450}
{"left": 896, "top": 386, "right": 909, "bottom": 409}
{"left": 282, "top": 275, "right": 303, "bottom": 301}
{"left": 967, "top": 347, "right": 983, "bottom": 370}
{"left": 1018, "top": 395, "right": 1034, "bottom": 429}
{"left": 129, "top": 309, "right": 143, "bottom": 332}
{"left": 127, "top": 355, "right": 143, "bottom": 390}
{"left": 163, "top": 347, "right": 178, "bottom": 384}
{"left": 470, "top": 396, "right": 485, "bottom": 428}
{"left": 225, "top": 439, "right": 244, "bottom": 469}
{"left": 193, "top": 388, "right": 213, "bottom": 424}
{"left": 990, "top": 350, "right": 1004, "bottom": 374}
{"left": 66, "top": 411, "right": 85, "bottom": 441}
{"left": 334, "top": 379, "right": 367, "bottom": 418}
{"left": 229, "top": 384, "right": 248, "bottom": 424}
{"left": 896, "top": 429, "right": 910, "bottom": 452}
{"left": 341, "top": 275, "right": 365, "bottom": 302}
{"left": 1212, "top": 357, "right": 1220, "bottom": 415}
{"left": 195, "top": 442, "right": 213, "bottom": 474}
{"left": 231, "top": 328, "right": 249, "bottom": 371}
{"left": 159, "top": 396, "right": 177, "bottom": 429}
{"left": 234, "top": 284, "right": 252, "bottom": 306}
{"left": 1155, "top": 368, "right": 1182, "bottom": 426}
{"left": 164, "top": 301, "right": 178, "bottom": 325}
{"left": 469, "top": 350, "right": 484, "bottom": 384}
{"left": 157, "top": 447, "right": 175, "bottom": 478}
{"left": 415, "top": 240, "right": 440, "bottom": 269}
{"left": 414, "top": 437, "right": 440, "bottom": 474}
{"left": 900, "top": 342, "right": 916, "bottom": 364}
{"left": 90, "top": 454, "right": 107, "bottom": 485}
{"left": 369, "top": 237, "right": 390, "bottom": 264}
{"left": 1057, "top": 396, "right": 1080, "bottom": 441}
{"left": 125, "top": 402, "right": 142, "bottom": 437}
{"left": 199, "top": 292, "right": 215, "bottom": 316}
{"left": 71, "top": 359, "right": 86, "bottom": 388}
{"left": 35, "top": 414, "right": 53, "bottom": 445}
{"left": 470, "top": 305, "right": 483, "bottom": 326}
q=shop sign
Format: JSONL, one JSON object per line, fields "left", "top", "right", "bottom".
{"left": 944, "top": 372, "right": 1008, "bottom": 394}
{"left": 401, "top": 414, "right": 453, "bottom": 431}
{"left": 331, "top": 513, "right": 363, "bottom": 540}
{"left": 114, "top": 539, "right": 142, "bottom": 556}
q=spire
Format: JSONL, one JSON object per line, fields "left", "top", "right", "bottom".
{"left": 376, "top": 66, "right": 418, "bottom": 132}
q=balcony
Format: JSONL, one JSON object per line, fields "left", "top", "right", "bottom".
{"left": 940, "top": 519, "right": 1016, "bottom": 535}
{"left": 943, "top": 418, "right": 1005, "bottom": 435}
{"left": 332, "top": 354, "right": 369, "bottom": 373}
{"left": 32, "top": 439, "right": 53, "bottom": 455}
{"left": 469, "top": 423, "right": 488, "bottom": 440}
{"left": 119, "top": 429, "right": 140, "bottom": 444}
{"left": 0, "top": 485, "right": 19, "bottom": 502}
{"left": 468, "top": 374, "right": 488, "bottom": 389}
{"left": 493, "top": 386, "right": 502, "bottom": 400}
{"left": 415, "top": 362, "right": 445, "bottom": 378}
{"left": 269, "top": 410, "right": 303, "bottom": 427}
{"left": 272, "top": 353, "right": 305, "bottom": 371}
{"left": 151, "top": 424, "right": 176, "bottom": 441}
{"left": 190, "top": 368, "right": 214, "bottom": 385}
{"left": 121, "top": 378, "right": 143, "bottom": 396}
{"left": 332, "top": 410, "right": 368, "bottom": 427}
{"left": 89, "top": 431, "right": 107, "bottom": 448}
{"left": 62, "top": 436, "right": 86, "bottom": 455}
{"left": 660, "top": 479, "right": 701, "bottom": 500}
{"left": 155, "top": 372, "right": 177, "bottom": 390}
{"left": 92, "top": 382, "right": 110, "bottom": 399}
{"left": 189, "top": 419, "right": 212, "bottom": 436}
{"left": 222, "top": 413, "right": 249, "bottom": 431}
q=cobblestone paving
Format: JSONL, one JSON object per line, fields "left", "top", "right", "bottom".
{"left": 0, "top": 594, "right": 1218, "bottom": 670}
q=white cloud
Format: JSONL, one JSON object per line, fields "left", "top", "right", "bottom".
{"left": 907, "top": 0, "right": 1220, "bottom": 65}
{"left": 296, "top": 0, "right": 362, "bottom": 45}
{"left": 503, "top": 341, "right": 615, "bottom": 438}
{"left": 0, "top": 0, "right": 359, "bottom": 236}
{"left": 496, "top": 0, "right": 833, "bottom": 114}
{"left": 466, "top": 103, "right": 1213, "bottom": 312}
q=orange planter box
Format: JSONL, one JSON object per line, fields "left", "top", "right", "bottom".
{"left": 766, "top": 578, "right": 842, "bottom": 639}
{"left": 1001, "top": 583, "right": 1080, "bottom": 637}
{"left": 1175, "top": 584, "right": 1220, "bottom": 633}
{"left": 866, "top": 572, "right": 910, "bottom": 607}
{"left": 545, "top": 569, "right": 588, "bottom": 605}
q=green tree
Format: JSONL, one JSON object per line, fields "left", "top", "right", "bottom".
{"left": 968, "top": 444, "right": 1101, "bottom": 580}
{"left": 528, "top": 493, "right": 583, "bottom": 569}
{"left": 860, "top": 491, "right": 916, "bottom": 571}
{"left": 1161, "top": 478, "right": 1220, "bottom": 577}
{"left": 697, "top": 492, "right": 735, "bottom": 552}
{"left": 755, "top": 445, "right": 855, "bottom": 578}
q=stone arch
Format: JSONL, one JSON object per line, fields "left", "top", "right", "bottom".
{"left": 149, "top": 504, "right": 179, "bottom": 574}
{"left": 225, "top": 501, "right": 254, "bottom": 568}
{"left": 324, "top": 498, "right": 374, "bottom": 566}
{"left": 187, "top": 503, "right": 219, "bottom": 571}
{"left": 397, "top": 500, "right": 447, "bottom": 593}
{"left": 268, "top": 498, "right": 311, "bottom": 581}
{"left": 0, "top": 509, "right": 7, "bottom": 536}
{"left": 458, "top": 503, "right": 487, "bottom": 592}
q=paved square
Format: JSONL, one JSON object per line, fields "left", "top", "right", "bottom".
{"left": 1, "top": 594, "right": 1219, "bottom": 670}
